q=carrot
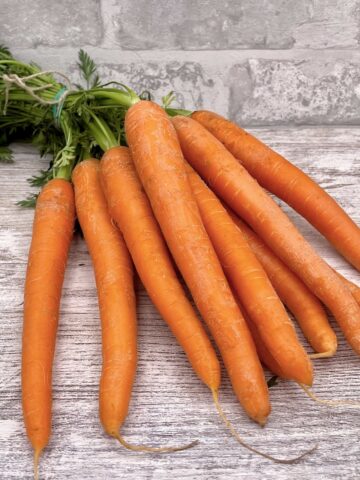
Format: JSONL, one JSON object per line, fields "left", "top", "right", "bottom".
{"left": 186, "top": 163, "right": 313, "bottom": 385}
{"left": 210, "top": 300, "right": 316, "bottom": 464}
{"left": 125, "top": 101, "right": 270, "bottom": 425}
{"left": 72, "top": 160, "right": 137, "bottom": 442}
{"left": 73, "top": 158, "right": 195, "bottom": 453}
{"left": 22, "top": 178, "right": 75, "bottom": 478}
{"left": 228, "top": 212, "right": 337, "bottom": 357}
{"left": 192, "top": 110, "right": 360, "bottom": 271}
{"left": 99, "top": 147, "right": 220, "bottom": 392}
{"left": 245, "top": 309, "right": 360, "bottom": 410}
{"left": 335, "top": 271, "right": 360, "bottom": 306}
{"left": 243, "top": 312, "right": 288, "bottom": 379}
{"left": 172, "top": 115, "right": 360, "bottom": 355}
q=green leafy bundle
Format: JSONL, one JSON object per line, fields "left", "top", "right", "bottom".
{"left": 0, "top": 45, "right": 191, "bottom": 205}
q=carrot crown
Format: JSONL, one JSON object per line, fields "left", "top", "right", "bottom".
{"left": 0, "top": 45, "right": 193, "bottom": 206}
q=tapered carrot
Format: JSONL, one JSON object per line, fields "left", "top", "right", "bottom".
{"left": 172, "top": 115, "right": 360, "bottom": 355}
{"left": 22, "top": 178, "right": 75, "bottom": 477}
{"left": 72, "top": 160, "right": 137, "bottom": 443}
{"left": 245, "top": 309, "right": 360, "bottom": 409}
{"left": 99, "top": 147, "right": 220, "bottom": 393}
{"left": 73, "top": 158, "right": 195, "bottom": 453}
{"left": 125, "top": 101, "right": 270, "bottom": 425}
{"left": 186, "top": 163, "right": 313, "bottom": 385}
{"left": 192, "top": 110, "right": 360, "bottom": 271}
{"left": 228, "top": 212, "right": 337, "bottom": 357}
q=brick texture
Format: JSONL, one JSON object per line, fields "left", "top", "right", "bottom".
{"left": 1, "top": 1, "right": 360, "bottom": 125}
{"left": 1, "top": 0, "right": 102, "bottom": 48}
{"left": 228, "top": 58, "right": 360, "bottom": 125}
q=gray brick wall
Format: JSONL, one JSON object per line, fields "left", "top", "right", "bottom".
{"left": 2, "top": 0, "right": 360, "bottom": 125}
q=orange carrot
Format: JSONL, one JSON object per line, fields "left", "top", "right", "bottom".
{"left": 192, "top": 110, "right": 360, "bottom": 272}
{"left": 172, "top": 115, "right": 360, "bottom": 355}
{"left": 246, "top": 310, "right": 360, "bottom": 410}
{"left": 125, "top": 101, "right": 270, "bottom": 425}
{"left": 244, "top": 313, "right": 288, "bottom": 379}
{"left": 72, "top": 160, "right": 138, "bottom": 445}
{"left": 22, "top": 178, "right": 75, "bottom": 476}
{"left": 335, "top": 271, "right": 360, "bottom": 305}
{"left": 74, "top": 159, "right": 196, "bottom": 453}
{"left": 99, "top": 147, "right": 220, "bottom": 393}
{"left": 228, "top": 212, "right": 337, "bottom": 357}
{"left": 186, "top": 163, "right": 313, "bottom": 385}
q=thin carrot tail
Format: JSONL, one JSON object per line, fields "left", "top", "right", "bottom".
{"left": 310, "top": 350, "right": 336, "bottom": 359}
{"left": 211, "top": 389, "right": 317, "bottom": 464}
{"left": 114, "top": 433, "right": 198, "bottom": 453}
{"left": 299, "top": 383, "right": 360, "bottom": 408}
{"left": 34, "top": 448, "right": 42, "bottom": 480}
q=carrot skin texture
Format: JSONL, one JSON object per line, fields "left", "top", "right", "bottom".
{"left": 243, "top": 312, "right": 288, "bottom": 379}
{"left": 192, "top": 110, "right": 360, "bottom": 272}
{"left": 186, "top": 165, "right": 313, "bottom": 385}
{"left": 99, "top": 146, "right": 220, "bottom": 392}
{"left": 229, "top": 213, "right": 337, "bottom": 356}
{"left": 173, "top": 115, "right": 360, "bottom": 355}
{"left": 335, "top": 271, "right": 360, "bottom": 306}
{"left": 22, "top": 179, "right": 75, "bottom": 453}
{"left": 72, "top": 160, "right": 137, "bottom": 436}
{"left": 125, "top": 101, "right": 270, "bottom": 424}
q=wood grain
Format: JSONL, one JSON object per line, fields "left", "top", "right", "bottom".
{"left": 0, "top": 128, "right": 359, "bottom": 479}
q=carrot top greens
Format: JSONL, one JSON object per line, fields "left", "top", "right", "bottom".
{"left": 0, "top": 45, "right": 192, "bottom": 207}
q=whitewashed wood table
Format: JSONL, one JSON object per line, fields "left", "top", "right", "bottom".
{"left": 0, "top": 127, "right": 359, "bottom": 480}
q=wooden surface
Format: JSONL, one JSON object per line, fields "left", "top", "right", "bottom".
{"left": 0, "top": 127, "right": 359, "bottom": 480}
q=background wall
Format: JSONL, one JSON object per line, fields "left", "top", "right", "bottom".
{"left": 3, "top": 0, "right": 360, "bottom": 126}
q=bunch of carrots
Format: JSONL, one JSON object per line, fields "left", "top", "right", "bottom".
{"left": 1, "top": 47, "right": 360, "bottom": 479}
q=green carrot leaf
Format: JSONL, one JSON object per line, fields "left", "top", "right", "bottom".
{"left": 17, "top": 193, "right": 38, "bottom": 208}
{"left": 0, "top": 146, "right": 14, "bottom": 163}
{"left": 162, "top": 90, "right": 176, "bottom": 108}
{"left": 77, "top": 49, "right": 100, "bottom": 89}
{"left": 27, "top": 169, "right": 53, "bottom": 187}
{"left": 0, "top": 44, "right": 12, "bottom": 59}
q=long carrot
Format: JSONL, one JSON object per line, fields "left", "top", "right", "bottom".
{"left": 172, "top": 115, "right": 360, "bottom": 355}
{"left": 192, "top": 110, "right": 360, "bottom": 271}
{"left": 125, "top": 101, "right": 270, "bottom": 425}
{"left": 100, "top": 146, "right": 220, "bottom": 391}
{"left": 100, "top": 146, "right": 291, "bottom": 458}
{"left": 72, "top": 160, "right": 137, "bottom": 443}
{"left": 73, "top": 158, "right": 195, "bottom": 453}
{"left": 22, "top": 178, "right": 75, "bottom": 478}
{"left": 228, "top": 212, "right": 337, "bottom": 357}
{"left": 186, "top": 163, "right": 313, "bottom": 385}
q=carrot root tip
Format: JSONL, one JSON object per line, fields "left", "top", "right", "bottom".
{"left": 310, "top": 350, "right": 336, "bottom": 359}
{"left": 299, "top": 383, "right": 360, "bottom": 408}
{"left": 33, "top": 448, "right": 42, "bottom": 480}
{"left": 114, "top": 432, "right": 198, "bottom": 453}
{"left": 211, "top": 388, "right": 317, "bottom": 464}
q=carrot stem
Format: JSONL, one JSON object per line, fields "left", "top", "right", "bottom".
{"left": 85, "top": 110, "right": 118, "bottom": 151}
{"left": 90, "top": 88, "right": 140, "bottom": 109}
{"left": 165, "top": 107, "right": 193, "bottom": 117}
{"left": 53, "top": 111, "right": 77, "bottom": 181}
